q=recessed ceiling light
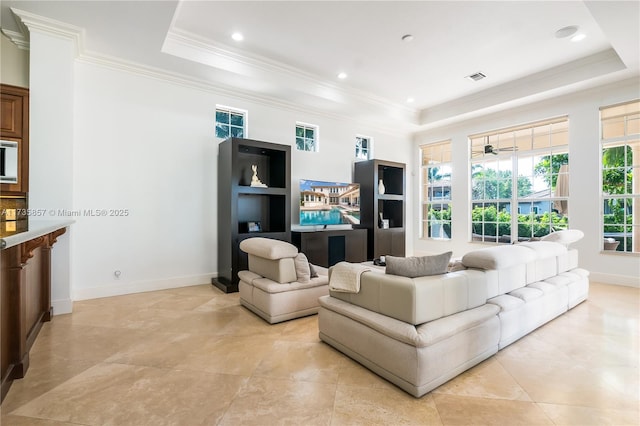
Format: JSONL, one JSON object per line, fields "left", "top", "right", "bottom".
{"left": 571, "top": 33, "right": 586, "bottom": 42}
{"left": 406, "top": 97, "right": 415, "bottom": 103}
{"left": 337, "top": 72, "right": 348, "bottom": 79}
{"left": 401, "top": 34, "right": 414, "bottom": 42}
{"left": 555, "top": 25, "right": 578, "bottom": 39}
{"left": 231, "top": 32, "right": 244, "bottom": 42}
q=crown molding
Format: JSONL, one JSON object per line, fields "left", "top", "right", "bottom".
{"left": 419, "top": 49, "right": 627, "bottom": 129}
{"left": 10, "top": 7, "right": 84, "bottom": 56}
{"left": 163, "top": 28, "right": 418, "bottom": 122}
{"left": 7, "top": 8, "right": 417, "bottom": 136}
{"left": 1, "top": 28, "right": 29, "bottom": 50}
{"left": 77, "top": 52, "right": 418, "bottom": 137}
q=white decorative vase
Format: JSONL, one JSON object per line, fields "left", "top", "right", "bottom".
{"left": 378, "top": 179, "right": 385, "bottom": 195}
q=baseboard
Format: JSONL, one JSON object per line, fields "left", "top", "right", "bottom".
{"left": 51, "top": 298, "right": 73, "bottom": 315}
{"left": 72, "top": 273, "right": 217, "bottom": 301}
{"left": 589, "top": 272, "right": 640, "bottom": 288}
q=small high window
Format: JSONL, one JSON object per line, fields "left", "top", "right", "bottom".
{"left": 296, "top": 123, "right": 318, "bottom": 152}
{"left": 355, "top": 135, "right": 372, "bottom": 160}
{"left": 215, "top": 106, "right": 246, "bottom": 139}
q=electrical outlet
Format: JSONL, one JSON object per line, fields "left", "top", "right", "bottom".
{"left": 5, "top": 209, "right": 16, "bottom": 220}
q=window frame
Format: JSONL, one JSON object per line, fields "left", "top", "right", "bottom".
{"left": 469, "top": 117, "right": 570, "bottom": 244}
{"left": 355, "top": 135, "right": 373, "bottom": 160}
{"left": 295, "top": 122, "right": 319, "bottom": 152}
{"left": 420, "top": 140, "right": 452, "bottom": 240}
{"left": 600, "top": 99, "right": 639, "bottom": 254}
{"left": 215, "top": 105, "right": 247, "bottom": 139}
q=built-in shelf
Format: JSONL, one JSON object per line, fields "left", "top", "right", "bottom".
{"left": 354, "top": 159, "right": 406, "bottom": 260}
{"left": 213, "top": 138, "right": 291, "bottom": 293}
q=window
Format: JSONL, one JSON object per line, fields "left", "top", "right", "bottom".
{"left": 215, "top": 106, "right": 246, "bottom": 139}
{"left": 420, "top": 140, "right": 452, "bottom": 239}
{"left": 355, "top": 135, "right": 372, "bottom": 160}
{"left": 600, "top": 100, "right": 639, "bottom": 253}
{"left": 295, "top": 123, "right": 318, "bottom": 152}
{"left": 470, "top": 117, "right": 569, "bottom": 244}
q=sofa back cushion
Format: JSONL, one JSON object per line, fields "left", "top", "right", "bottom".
{"left": 461, "top": 245, "right": 535, "bottom": 297}
{"left": 518, "top": 241, "right": 568, "bottom": 281}
{"left": 385, "top": 252, "right": 452, "bottom": 278}
{"left": 461, "top": 245, "right": 536, "bottom": 270}
{"left": 330, "top": 269, "right": 487, "bottom": 325}
{"left": 239, "top": 237, "right": 298, "bottom": 259}
{"left": 540, "top": 229, "right": 584, "bottom": 246}
{"left": 247, "top": 255, "right": 297, "bottom": 284}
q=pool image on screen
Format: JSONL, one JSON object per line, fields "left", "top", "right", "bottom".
{"left": 299, "top": 179, "right": 360, "bottom": 226}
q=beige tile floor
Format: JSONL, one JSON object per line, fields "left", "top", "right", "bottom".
{"left": 1, "top": 282, "right": 638, "bottom": 425}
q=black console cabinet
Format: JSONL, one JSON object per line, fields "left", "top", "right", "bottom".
{"left": 213, "top": 138, "right": 291, "bottom": 293}
{"left": 292, "top": 229, "right": 367, "bottom": 268}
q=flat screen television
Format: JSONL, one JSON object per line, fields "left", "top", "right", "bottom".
{"left": 299, "top": 179, "right": 360, "bottom": 226}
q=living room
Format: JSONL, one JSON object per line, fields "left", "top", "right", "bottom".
{"left": 0, "top": 1, "right": 639, "bottom": 424}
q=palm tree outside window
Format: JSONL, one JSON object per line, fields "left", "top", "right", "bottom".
{"left": 600, "top": 100, "right": 639, "bottom": 253}
{"left": 420, "top": 140, "right": 452, "bottom": 240}
{"left": 470, "top": 117, "right": 570, "bottom": 244}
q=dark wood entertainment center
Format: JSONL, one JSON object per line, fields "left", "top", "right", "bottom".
{"left": 213, "top": 137, "right": 291, "bottom": 293}
{"left": 354, "top": 159, "right": 406, "bottom": 260}
{"left": 292, "top": 228, "right": 367, "bottom": 268}
{"left": 213, "top": 136, "right": 405, "bottom": 289}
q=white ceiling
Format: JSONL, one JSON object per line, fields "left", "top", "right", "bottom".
{"left": 2, "top": 1, "right": 639, "bottom": 132}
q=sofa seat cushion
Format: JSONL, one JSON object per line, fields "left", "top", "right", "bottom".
{"left": 508, "top": 286, "right": 544, "bottom": 302}
{"left": 563, "top": 268, "right": 589, "bottom": 279}
{"left": 248, "top": 275, "right": 329, "bottom": 294}
{"left": 527, "top": 281, "right": 559, "bottom": 294}
{"left": 487, "top": 294, "right": 524, "bottom": 312}
{"left": 541, "top": 274, "right": 572, "bottom": 288}
{"left": 238, "top": 270, "right": 261, "bottom": 284}
{"left": 461, "top": 245, "right": 536, "bottom": 270}
{"left": 240, "top": 237, "right": 298, "bottom": 260}
{"left": 319, "top": 295, "right": 499, "bottom": 348}
{"left": 238, "top": 265, "right": 330, "bottom": 295}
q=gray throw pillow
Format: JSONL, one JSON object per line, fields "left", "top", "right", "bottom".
{"left": 309, "top": 263, "right": 318, "bottom": 278}
{"left": 294, "top": 253, "right": 311, "bottom": 283}
{"left": 385, "top": 252, "right": 453, "bottom": 278}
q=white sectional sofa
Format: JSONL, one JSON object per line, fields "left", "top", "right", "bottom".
{"left": 318, "top": 237, "right": 589, "bottom": 397}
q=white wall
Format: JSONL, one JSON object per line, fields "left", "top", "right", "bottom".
{"left": 413, "top": 78, "right": 640, "bottom": 287}
{"left": 28, "top": 29, "right": 76, "bottom": 312}
{"left": 20, "top": 24, "right": 412, "bottom": 303}
{"left": 0, "top": 33, "right": 29, "bottom": 88}
{"left": 65, "top": 60, "right": 412, "bottom": 300}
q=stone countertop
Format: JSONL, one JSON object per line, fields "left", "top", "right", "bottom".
{"left": 1, "top": 219, "right": 74, "bottom": 249}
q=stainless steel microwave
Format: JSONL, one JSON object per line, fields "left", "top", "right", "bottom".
{"left": 0, "top": 140, "right": 19, "bottom": 184}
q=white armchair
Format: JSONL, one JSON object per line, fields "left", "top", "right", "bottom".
{"left": 237, "top": 237, "right": 329, "bottom": 324}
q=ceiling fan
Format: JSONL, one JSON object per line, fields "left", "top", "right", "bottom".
{"left": 473, "top": 137, "right": 518, "bottom": 156}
